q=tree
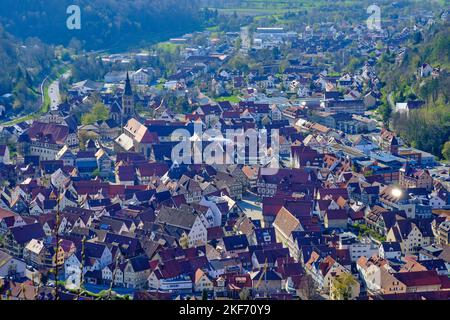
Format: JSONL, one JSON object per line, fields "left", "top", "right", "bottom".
{"left": 202, "top": 289, "right": 208, "bottom": 300}
{"left": 442, "top": 141, "right": 450, "bottom": 161}
{"left": 78, "top": 131, "right": 100, "bottom": 150}
{"left": 298, "top": 274, "right": 318, "bottom": 300}
{"left": 412, "top": 31, "right": 423, "bottom": 44}
{"left": 378, "top": 101, "right": 392, "bottom": 126}
{"left": 92, "top": 169, "right": 101, "bottom": 177}
{"left": 81, "top": 102, "right": 109, "bottom": 125}
{"left": 331, "top": 273, "right": 358, "bottom": 300}
{"left": 179, "top": 234, "right": 189, "bottom": 249}
{"left": 239, "top": 288, "right": 252, "bottom": 300}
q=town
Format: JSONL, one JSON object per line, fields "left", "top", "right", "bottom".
{"left": 0, "top": 2, "right": 449, "bottom": 301}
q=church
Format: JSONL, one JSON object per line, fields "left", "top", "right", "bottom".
{"left": 110, "top": 72, "right": 136, "bottom": 126}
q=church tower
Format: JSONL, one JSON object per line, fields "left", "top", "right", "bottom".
{"left": 122, "top": 72, "right": 135, "bottom": 123}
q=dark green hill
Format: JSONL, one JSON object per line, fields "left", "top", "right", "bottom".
{"left": 0, "top": 0, "right": 204, "bottom": 51}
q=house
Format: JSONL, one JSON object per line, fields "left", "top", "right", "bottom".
{"left": 419, "top": 63, "right": 433, "bottom": 78}
{"left": 364, "top": 91, "right": 380, "bottom": 108}
{"left": 19, "top": 122, "right": 78, "bottom": 160}
{"left": 395, "top": 101, "right": 425, "bottom": 115}
{"left": 50, "top": 169, "right": 70, "bottom": 192}
{"left": 436, "top": 221, "right": 450, "bottom": 246}
{"left": 250, "top": 269, "right": 283, "bottom": 294}
{"left": 5, "top": 223, "right": 45, "bottom": 258}
{"left": 123, "top": 255, "right": 151, "bottom": 289}
{"left": 222, "top": 235, "right": 249, "bottom": 254}
{"left": 379, "top": 129, "right": 401, "bottom": 155}
{"left": 0, "top": 249, "right": 26, "bottom": 278}
{"left": 359, "top": 253, "right": 417, "bottom": 292}
{"left": 0, "top": 145, "right": 11, "bottom": 164}
{"left": 97, "top": 119, "right": 121, "bottom": 140}
{"left": 399, "top": 165, "right": 433, "bottom": 191}
{"left": 55, "top": 145, "right": 76, "bottom": 167}
{"left": 393, "top": 270, "right": 443, "bottom": 293}
{"left": 116, "top": 165, "right": 135, "bottom": 186}
{"left": 305, "top": 253, "right": 352, "bottom": 295}
{"left": 156, "top": 205, "right": 207, "bottom": 248}
{"left": 386, "top": 219, "right": 434, "bottom": 255}
{"left": 252, "top": 227, "right": 277, "bottom": 246}
{"left": 214, "top": 172, "right": 243, "bottom": 200}
{"left": 252, "top": 247, "right": 290, "bottom": 269}
{"left": 23, "top": 237, "right": 71, "bottom": 269}
{"left": 338, "top": 233, "right": 378, "bottom": 262}
{"left": 188, "top": 214, "right": 208, "bottom": 248}
{"left": 64, "top": 242, "right": 112, "bottom": 288}
{"left": 324, "top": 209, "right": 348, "bottom": 229}
{"left": 131, "top": 68, "right": 153, "bottom": 85}
{"left": 0, "top": 209, "right": 26, "bottom": 235}
{"left": 148, "top": 261, "right": 193, "bottom": 293}
{"left": 321, "top": 99, "right": 366, "bottom": 115}
{"left": 194, "top": 268, "right": 214, "bottom": 292}
{"left": 95, "top": 149, "right": 112, "bottom": 177}
{"left": 273, "top": 207, "right": 302, "bottom": 250}
{"left": 115, "top": 118, "right": 159, "bottom": 159}
{"left": 379, "top": 242, "right": 402, "bottom": 261}
{"left": 104, "top": 71, "right": 128, "bottom": 83}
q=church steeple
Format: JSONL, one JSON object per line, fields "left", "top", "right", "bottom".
{"left": 124, "top": 72, "right": 133, "bottom": 96}
{"left": 122, "top": 72, "right": 135, "bottom": 123}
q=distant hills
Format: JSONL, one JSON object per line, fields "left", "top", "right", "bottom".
{"left": 0, "top": 0, "right": 204, "bottom": 51}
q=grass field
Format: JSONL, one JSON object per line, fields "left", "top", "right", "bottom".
{"left": 215, "top": 95, "right": 241, "bottom": 103}
{"left": 209, "top": 0, "right": 445, "bottom": 16}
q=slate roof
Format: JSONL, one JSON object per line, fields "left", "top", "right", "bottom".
{"left": 223, "top": 234, "right": 249, "bottom": 252}
{"left": 381, "top": 242, "right": 402, "bottom": 252}
{"left": 129, "top": 255, "right": 151, "bottom": 272}
{"left": 156, "top": 205, "right": 197, "bottom": 230}
{"left": 9, "top": 223, "right": 45, "bottom": 244}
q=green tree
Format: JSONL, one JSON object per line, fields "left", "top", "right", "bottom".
{"left": 331, "top": 273, "right": 357, "bottom": 300}
{"left": 82, "top": 102, "right": 109, "bottom": 125}
{"left": 378, "top": 101, "right": 392, "bottom": 126}
{"left": 92, "top": 169, "right": 101, "bottom": 177}
{"left": 442, "top": 141, "right": 450, "bottom": 161}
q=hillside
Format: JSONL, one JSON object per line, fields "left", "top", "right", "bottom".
{"left": 0, "top": 26, "right": 55, "bottom": 111}
{"left": 0, "top": 0, "right": 205, "bottom": 51}
{"left": 377, "top": 21, "right": 450, "bottom": 159}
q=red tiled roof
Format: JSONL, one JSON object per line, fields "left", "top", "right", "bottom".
{"left": 26, "top": 122, "right": 69, "bottom": 144}
{"left": 394, "top": 270, "right": 442, "bottom": 287}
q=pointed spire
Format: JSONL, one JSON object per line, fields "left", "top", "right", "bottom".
{"left": 124, "top": 72, "right": 133, "bottom": 96}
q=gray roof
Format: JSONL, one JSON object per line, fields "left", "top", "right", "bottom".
{"left": 156, "top": 204, "right": 198, "bottom": 230}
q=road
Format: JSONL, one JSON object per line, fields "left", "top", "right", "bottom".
{"left": 39, "top": 74, "right": 50, "bottom": 108}
{"left": 49, "top": 70, "right": 72, "bottom": 111}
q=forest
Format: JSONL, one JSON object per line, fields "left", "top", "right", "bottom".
{"left": 0, "top": 26, "right": 55, "bottom": 110}
{"left": 0, "top": 0, "right": 205, "bottom": 51}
